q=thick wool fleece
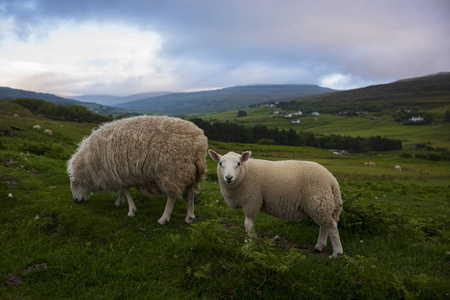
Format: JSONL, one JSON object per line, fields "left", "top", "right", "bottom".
{"left": 219, "top": 154, "right": 342, "bottom": 225}
{"left": 67, "top": 116, "right": 207, "bottom": 199}
{"left": 212, "top": 151, "right": 343, "bottom": 257}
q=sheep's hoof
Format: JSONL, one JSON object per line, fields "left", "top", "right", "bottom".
{"left": 185, "top": 215, "right": 195, "bottom": 224}
{"left": 115, "top": 199, "right": 125, "bottom": 207}
{"left": 329, "top": 253, "right": 343, "bottom": 259}
{"left": 127, "top": 208, "right": 137, "bottom": 217}
{"left": 157, "top": 217, "right": 169, "bottom": 225}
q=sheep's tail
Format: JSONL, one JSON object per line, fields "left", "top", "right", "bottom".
{"left": 191, "top": 155, "right": 207, "bottom": 193}
{"left": 332, "top": 184, "right": 343, "bottom": 223}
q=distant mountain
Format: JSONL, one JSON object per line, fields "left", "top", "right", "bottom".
{"left": 71, "top": 95, "right": 122, "bottom": 105}
{"left": 117, "top": 85, "right": 336, "bottom": 114}
{"left": 0, "top": 86, "right": 84, "bottom": 106}
{"left": 120, "top": 92, "right": 172, "bottom": 103}
{"left": 292, "top": 72, "right": 450, "bottom": 112}
{"left": 72, "top": 92, "right": 172, "bottom": 105}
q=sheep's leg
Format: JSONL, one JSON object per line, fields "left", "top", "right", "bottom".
{"left": 185, "top": 188, "right": 195, "bottom": 224}
{"left": 314, "top": 226, "right": 328, "bottom": 253}
{"left": 123, "top": 189, "right": 137, "bottom": 217}
{"left": 158, "top": 196, "right": 176, "bottom": 225}
{"left": 327, "top": 225, "right": 343, "bottom": 258}
{"left": 115, "top": 191, "right": 126, "bottom": 207}
{"left": 243, "top": 209, "right": 259, "bottom": 239}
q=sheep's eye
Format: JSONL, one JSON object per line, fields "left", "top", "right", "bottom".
{"left": 219, "top": 162, "right": 223, "bottom": 167}
{"left": 236, "top": 162, "right": 241, "bottom": 168}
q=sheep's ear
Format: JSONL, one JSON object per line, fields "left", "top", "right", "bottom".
{"left": 208, "top": 149, "right": 221, "bottom": 162}
{"left": 241, "top": 151, "right": 252, "bottom": 162}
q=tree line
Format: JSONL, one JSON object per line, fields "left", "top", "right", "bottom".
{"left": 190, "top": 118, "right": 402, "bottom": 153}
{"left": 12, "top": 98, "right": 112, "bottom": 123}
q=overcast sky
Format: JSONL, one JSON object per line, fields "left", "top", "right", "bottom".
{"left": 1, "top": 0, "right": 449, "bottom": 97}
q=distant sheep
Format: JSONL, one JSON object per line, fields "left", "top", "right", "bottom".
{"left": 368, "top": 162, "right": 376, "bottom": 166}
{"left": 209, "top": 150, "right": 343, "bottom": 258}
{"left": 44, "top": 129, "right": 53, "bottom": 135}
{"left": 67, "top": 116, "right": 208, "bottom": 224}
{"left": 33, "top": 125, "right": 41, "bottom": 130}
{"left": 395, "top": 165, "right": 402, "bottom": 172}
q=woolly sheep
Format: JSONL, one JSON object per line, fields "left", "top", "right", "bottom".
{"left": 395, "top": 165, "right": 402, "bottom": 172}
{"left": 209, "top": 150, "right": 343, "bottom": 258}
{"left": 33, "top": 125, "right": 41, "bottom": 130}
{"left": 44, "top": 129, "right": 53, "bottom": 135}
{"left": 67, "top": 116, "right": 208, "bottom": 224}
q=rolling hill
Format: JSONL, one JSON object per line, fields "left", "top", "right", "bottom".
{"left": 116, "top": 84, "right": 336, "bottom": 114}
{"left": 0, "top": 87, "right": 139, "bottom": 117}
{"left": 0, "top": 86, "right": 84, "bottom": 106}
{"left": 284, "top": 72, "right": 450, "bottom": 113}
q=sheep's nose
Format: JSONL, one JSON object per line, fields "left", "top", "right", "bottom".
{"left": 225, "top": 176, "right": 234, "bottom": 183}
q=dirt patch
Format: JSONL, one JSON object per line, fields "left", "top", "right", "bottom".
{"left": 6, "top": 160, "right": 18, "bottom": 168}
{"left": 6, "top": 180, "right": 18, "bottom": 188}
{"left": 5, "top": 263, "right": 48, "bottom": 287}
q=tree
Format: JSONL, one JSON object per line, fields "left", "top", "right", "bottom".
{"left": 237, "top": 110, "right": 247, "bottom": 117}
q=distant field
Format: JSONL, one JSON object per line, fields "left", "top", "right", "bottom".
{"left": 197, "top": 104, "right": 450, "bottom": 149}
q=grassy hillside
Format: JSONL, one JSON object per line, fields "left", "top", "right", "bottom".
{"left": 1, "top": 103, "right": 449, "bottom": 298}
{"left": 289, "top": 72, "right": 450, "bottom": 113}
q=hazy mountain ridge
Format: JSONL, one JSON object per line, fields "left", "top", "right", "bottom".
{"left": 1, "top": 72, "right": 449, "bottom": 115}
{"left": 116, "top": 84, "right": 336, "bottom": 114}
{"left": 72, "top": 92, "right": 172, "bottom": 105}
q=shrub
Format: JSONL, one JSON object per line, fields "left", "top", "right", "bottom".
{"left": 399, "top": 153, "right": 412, "bottom": 158}
{"left": 427, "top": 153, "right": 441, "bottom": 161}
{"left": 257, "top": 138, "right": 276, "bottom": 145}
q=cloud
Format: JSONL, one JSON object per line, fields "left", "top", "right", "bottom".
{"left": 0, "top": 0, "right": 449, "bottom": 95}
{"left": 319, "top": 73, "right": 379, "bottom": 90}
{"left": 0, "top": 22, "right": 169, "bottom": 95}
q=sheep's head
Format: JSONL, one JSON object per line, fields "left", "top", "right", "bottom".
{"left": 69, "top": 176, "right": 90, "bottom": 202}
{"left": 208, "top": 150, "right": 251, "bottom": 184}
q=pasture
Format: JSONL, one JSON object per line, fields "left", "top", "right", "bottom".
{"left": 1, "top": 103, "right": 449, "bottom": 299}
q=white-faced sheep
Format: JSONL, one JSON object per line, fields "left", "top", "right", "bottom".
{"left": 67, "top": 116, "right": 208, "bottom": 224}
{"left": 395, "top": 165, "right": 402, "bottom": 172}
{"left": 33, "top": 125, "right": 41, "bottom": 130}
{"left": 209, "top": 150, "right": 343, "bottom": 258}
{"left": 44, "top": 129, "right": 53, "bottom": 135}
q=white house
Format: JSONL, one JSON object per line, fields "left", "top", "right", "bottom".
{"left": 292, "top": 111, "right": 302, "bottom": 116}
{"left": 409, "top": 116, "right": 423, "bottom": 122}
{"left": 311, "top": 111, "right": 320, "bottom": 116}
{"left": 291, "top": 119, "right": 301, "bottom": 124}
{"left": 284, "top": 113, "right": 293, "bottom": 118}
{"left": 273, "top": 110, "right": 279, "bottom": 114}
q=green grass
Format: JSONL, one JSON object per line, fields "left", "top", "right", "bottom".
{"left": 1, "top": 105, "right": 450, "bottom": 299}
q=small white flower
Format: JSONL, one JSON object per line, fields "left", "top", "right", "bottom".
{"left": 8, "top": 193, "right": 13, "bottom": 198}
